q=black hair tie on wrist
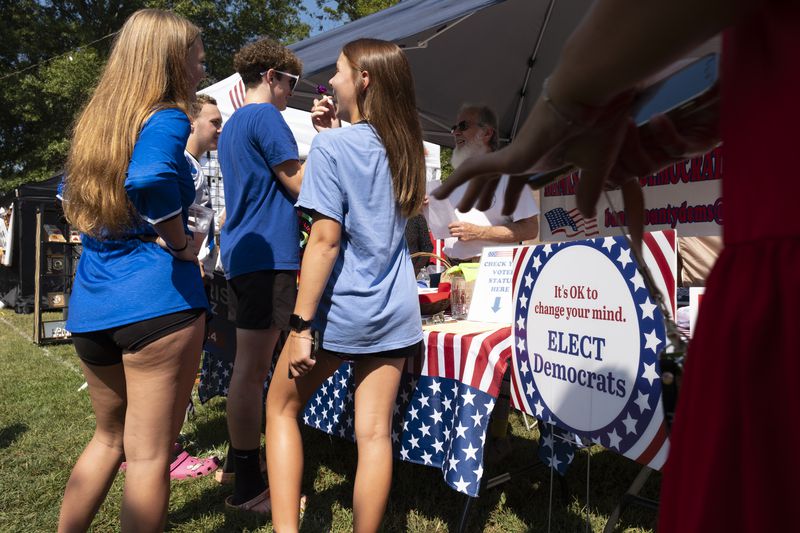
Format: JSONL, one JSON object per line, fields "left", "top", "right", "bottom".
{"left": 166, "top": 237, "right": 189, "bottom": 253}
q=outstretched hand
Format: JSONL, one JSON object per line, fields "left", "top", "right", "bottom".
{"left": 432, "top": 90, "right": 634, "bottom": 218}
{"left": 432, "top": 84, "right": 720, "bottom": 252}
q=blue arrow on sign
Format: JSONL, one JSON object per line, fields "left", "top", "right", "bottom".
{"left": 491, "top": 296, "right": 502, "bottom": 313}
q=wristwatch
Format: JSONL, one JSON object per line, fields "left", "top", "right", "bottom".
{"left": 289, "top": 313, "right": 313, "bottom": 332}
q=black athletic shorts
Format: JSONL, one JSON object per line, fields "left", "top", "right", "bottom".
{"left": 227, "top": 270, "right": 297, "bottom": 330}
{"left": 72, "top": 308, "right": 206, "bottom": 366}
{"left": 320, "top": 340, "right": 423, "bottom": 362}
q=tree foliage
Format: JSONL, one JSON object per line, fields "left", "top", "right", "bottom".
{"left": 314, "top": 0, "right": 399, "bottom": 24}
{"left": 0, "top": 0, "right": 309, "bottom": 192}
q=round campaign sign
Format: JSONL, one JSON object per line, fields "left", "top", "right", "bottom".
{"left": 513, "top": 237, "right": 666, "bottom": 454}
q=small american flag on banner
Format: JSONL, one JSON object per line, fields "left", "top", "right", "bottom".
{"left": 544, "top": 207, "right": 599, "bottom": 238}
{"left": 487, "top": 249, "right": 514, "bottom": 258}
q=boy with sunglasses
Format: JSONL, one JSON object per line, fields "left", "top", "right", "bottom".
{"left": 216, "top": 37, "right": 305, "bottom": 512}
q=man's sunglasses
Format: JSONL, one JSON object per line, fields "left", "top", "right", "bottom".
{"left": 260, "top": 69, "right": 300, "bottom": 91}
{"left": 450, "top": 120, "right": 481, "bottom": 133}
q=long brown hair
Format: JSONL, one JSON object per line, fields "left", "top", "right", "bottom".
{"left": 342, "top": 39, "right": 425, "bottom": 217}
{"left": 64, "top": 9, "right": 200, "bottom": 237}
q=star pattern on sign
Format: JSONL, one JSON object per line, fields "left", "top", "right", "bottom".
{"left": 607, "top": 428, "right": 622, "bottom": 450}
{"left": 641, "top": 362, "right": 660, "bottom": 385}
{"left": 634, "top": 391, "right": 651, "bottom": 413}
{"left": 513, "top": 235, "right": 668, "bottom": 471}
{"left": 630, "top": 270, "right": 646, "bottom": 292}
{"left": 622, "top": 413, "right": 638, "bottom": 434}
{"left": 640, "top": 298, "right": 657, "bottom": 320}
{"left": 644, "top": 330, "right": 662, "bottom": 353}
{"left": 302, "top": 366, "right": 495, "bottom": 497}
{"left": 617, "top": 247, "right": 632, "bottom": 268}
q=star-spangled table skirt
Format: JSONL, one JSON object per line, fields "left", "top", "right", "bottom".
{"left": 198, "top": 315, "right": 512, "bottom": 497}
{"left": 301, "top": 322, "right": 512, "bottom": 497}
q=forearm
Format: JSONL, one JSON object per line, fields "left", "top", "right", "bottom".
{"left": 478, "top": 217, "right": 538, "bottom": 244}
{"left": 294, "top": 223, "right": 340, "bottom": 321}
{"left": 153, "top": 215, "right": 188, "bottom": 250}
{"left": 275, "top": 160, "right": 305, "bottom": 199}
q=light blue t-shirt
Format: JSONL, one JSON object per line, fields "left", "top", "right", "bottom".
{"left": 297, "top": 123, "right": 423, "bottom": 354}
{"left": 218, "top": 103, "right": 300, "bottom": 278}
{"left": 66, "top": 108, "right": 209, "bottom": 333}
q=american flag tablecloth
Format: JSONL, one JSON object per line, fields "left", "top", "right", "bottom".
{"left": 302, "top": 322, "right": 512, "bottom": 497}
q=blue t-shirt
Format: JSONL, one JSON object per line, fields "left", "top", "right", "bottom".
{"left": 218, "top": 103, "right": 300, "bottom": 278}
{"left": 297, "top": 123, "right": 423, "bottom": 354}
{"left": 66, "top": 108, "right": 209, "bottom": 333}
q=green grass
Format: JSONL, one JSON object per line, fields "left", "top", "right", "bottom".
{"left": 0, "top": 308, "right": 660, "bottom": 532}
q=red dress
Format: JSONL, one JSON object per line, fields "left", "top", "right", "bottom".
{"left": 659, "top": 2, "right": 800, "bottom": 531}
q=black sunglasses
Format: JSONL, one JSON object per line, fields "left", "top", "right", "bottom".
{"left": 450, "top": 120, "right": 481, "bottom": 133}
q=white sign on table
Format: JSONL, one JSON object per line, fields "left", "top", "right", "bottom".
{"left": 510, "top": 231, "right": 677, "bottom": 470}
{"left": 467, "top": 245, "right": 515, "bottom": 323}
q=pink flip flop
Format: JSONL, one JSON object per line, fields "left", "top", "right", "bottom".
{"left": 170, "top": 451, "right": 220, "bottom": 480}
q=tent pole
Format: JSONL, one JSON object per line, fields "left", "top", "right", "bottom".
{"left": 509, "top": 0, "right": 557, "bottom": 142}
{"left": 402, "top": 12, "right": 476, "bottom": 51}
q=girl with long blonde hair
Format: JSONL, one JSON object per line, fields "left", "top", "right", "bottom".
{"left": 58, "top": 9, "right": 208, "bottom": 532}
{"left": 265, "top": 38, "right": 425, "bottom": 533}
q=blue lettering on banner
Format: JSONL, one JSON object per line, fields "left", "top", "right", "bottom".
{"left": 532, "top": 352, "right": 626, "bottom": 398}
{"left": 547, "top": 330, "right": 606, "bottom": 361}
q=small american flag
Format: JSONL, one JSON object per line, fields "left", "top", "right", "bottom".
{"left": 229, "top": 80, "right": 246, "bottom": 110}
{"left": 544, "top": 207, "right": 598, "bottom": 238}
{"left": 487, "top": 249, "right": 514, "bottom": 258}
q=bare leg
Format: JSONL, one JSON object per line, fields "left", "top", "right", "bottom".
{"left": 119, "top": 315, "right": 205, "bottom": 532}
{"left": 226, "top": 328, "right": 281, "bottom": 450}
{"left": 265, "top": 347, "right": 342, "bottom": 533}
{"left": 58, "top": 362, "right": 127, "bottom": 532}
{"left": 352, "top": 357, "right": 405, "bottom": 533}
